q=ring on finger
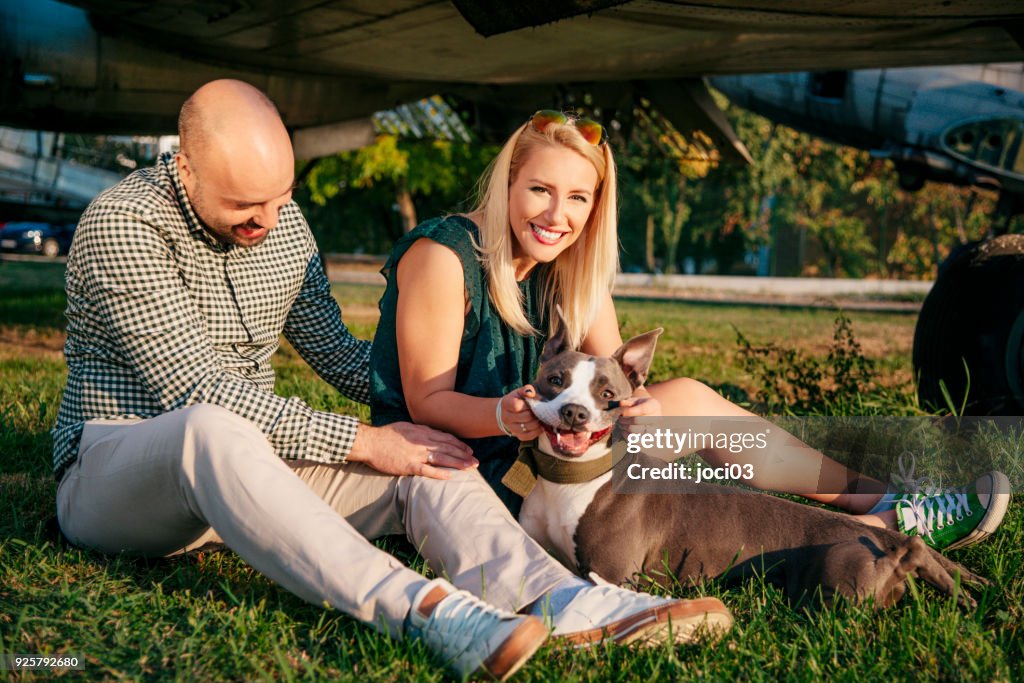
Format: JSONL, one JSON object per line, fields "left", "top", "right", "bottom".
{"left": 520, "top": 423, "right": 527, "bottom": 432}
{"left": 426, "top": 452, "right": 434, "bottom": 465}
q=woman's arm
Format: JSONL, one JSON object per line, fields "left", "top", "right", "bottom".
{"left": 395, "top": 238, "right": 539, "bottom": 439}
{"left": 579, "top": 291, "right": 624, "bottom": 357}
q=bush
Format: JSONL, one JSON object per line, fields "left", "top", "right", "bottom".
{"left": 735, "top": 311, "right": 875, "bottom": 414}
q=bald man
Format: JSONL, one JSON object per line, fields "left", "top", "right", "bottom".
{"left": 51, "top": 80, "right": 732, "bottom": 678}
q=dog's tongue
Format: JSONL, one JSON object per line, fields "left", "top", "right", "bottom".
{"left": 554, "top": 430, "right": 592, "bottom": 455}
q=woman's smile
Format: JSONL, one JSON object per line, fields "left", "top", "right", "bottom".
{"left": 529, "top": 222, "right": 570, "bottom": 245}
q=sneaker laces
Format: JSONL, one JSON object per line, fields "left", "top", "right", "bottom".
{"left": 898, "top": 484, "right": 971, "bottom": 543}
{"left": 891, "top": 451, "right": 936, "bottom": 494}
{"left": 421, "top": 590, "right": 511, "bottom": 650}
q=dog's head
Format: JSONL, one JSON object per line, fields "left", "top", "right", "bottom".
{"left": 527, "top": 309, "right": 662, "bottom": 461}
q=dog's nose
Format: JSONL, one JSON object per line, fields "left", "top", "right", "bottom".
{"left": 559, "top": 403, "right": 590, "bottom": 427}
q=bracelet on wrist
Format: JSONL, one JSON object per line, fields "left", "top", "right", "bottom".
{"left": 495, "top": 397, "right": 514, "bottom": 437}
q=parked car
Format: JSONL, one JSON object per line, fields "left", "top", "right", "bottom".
{"left": 0, "top": 221, "right": 77, "bottom": 257}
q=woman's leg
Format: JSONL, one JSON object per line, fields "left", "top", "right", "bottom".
{"left": 646, "top": 377, "right": 896, "bottom": 528}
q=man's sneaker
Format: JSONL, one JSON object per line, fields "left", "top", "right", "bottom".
{"left": 406, "top": 578, "right": 548, "bottom": 680}
{"left": 896, "top": 471, "right": 1011, "bottom": 551}
{"left": 544, "top": 574, "right": 733, "bottom": 648}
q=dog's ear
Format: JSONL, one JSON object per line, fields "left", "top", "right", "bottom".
{"left": 541, "top": 305, "right": 572, "bottom": 363}
{"left": 612, "top": 328, "right": 663, "bottom": 389}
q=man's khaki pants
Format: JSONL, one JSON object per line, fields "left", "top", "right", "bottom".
{"left": 56, "top": 404, "right": 571, "bottom": 635}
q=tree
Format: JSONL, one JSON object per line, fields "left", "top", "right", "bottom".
{"left": 617, "top": 104, "right": 716, "bottom": 273}
{"left": 303, "top": 133, "right": 495, "bottom": 240}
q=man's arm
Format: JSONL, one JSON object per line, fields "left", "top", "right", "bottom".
{"left": 281, "top": 253, "right": 371, "bottom": 405}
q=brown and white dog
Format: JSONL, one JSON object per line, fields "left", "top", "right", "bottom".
{"left": 503, "top": 312, "right": 986, "bottom": 607}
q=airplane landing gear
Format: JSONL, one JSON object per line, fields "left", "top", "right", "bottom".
{"left": 913, "top": 234, "right": 1024, "bottom": 415}
{"left": 895, "top": 163, "right": 926, "bottom": 192}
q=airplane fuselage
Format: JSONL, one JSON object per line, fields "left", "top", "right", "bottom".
{"left": 712, "top": 66, "right": 1024, "bottom": 197}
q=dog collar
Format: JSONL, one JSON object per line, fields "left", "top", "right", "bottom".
{"left": 501, "top": 441, "right": 620, "bottom": 498}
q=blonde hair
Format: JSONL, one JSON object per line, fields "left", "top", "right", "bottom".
{"left": 470, "top": 118, "right": 618, "bottom": 350}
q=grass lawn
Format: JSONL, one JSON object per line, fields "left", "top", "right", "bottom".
{"left": 0, "top": 260, "right": 1021, "bottom": 681}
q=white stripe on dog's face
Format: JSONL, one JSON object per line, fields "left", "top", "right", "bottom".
{"left": 527, "top": 358, "right": 602, "bottom": 429}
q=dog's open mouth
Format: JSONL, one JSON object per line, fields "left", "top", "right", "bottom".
{"left": 540, "top": 424, "right": 612, "bottom": 458}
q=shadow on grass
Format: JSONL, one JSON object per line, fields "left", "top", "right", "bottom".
{"left": 1, "top": 525, "right": 432, "bottom": 680}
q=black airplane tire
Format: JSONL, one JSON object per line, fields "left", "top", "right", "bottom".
{"left": 913, "top": 234, "right": 1024, "bottom": 415}
{"left": 897, "top": 168, "right": 925, "bottom": 192}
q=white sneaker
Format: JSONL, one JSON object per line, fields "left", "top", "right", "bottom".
{"left": 545, "top": 574, "right": 733, "bottom": 647}
{"left": 406, "top": 578, "right": 548, "bottom": 680}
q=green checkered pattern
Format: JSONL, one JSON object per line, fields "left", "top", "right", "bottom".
{"left": 52, "top": 153, "right": 369, "bottom": 478}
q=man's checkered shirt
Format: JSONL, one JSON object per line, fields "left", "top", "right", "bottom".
{"left": 52, "top": 153, "right": 370, "bottom": 478}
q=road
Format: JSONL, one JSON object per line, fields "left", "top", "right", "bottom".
{"left": 322, "top": 255, "right": 928, "bottom": 313}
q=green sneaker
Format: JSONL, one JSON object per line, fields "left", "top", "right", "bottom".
{"left": 895, "top": 471, "right": 1011, "bottom": 551}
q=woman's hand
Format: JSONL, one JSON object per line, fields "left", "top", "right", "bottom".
{"left": 499, "top": 385, "right": 544, "bottom": 441}
{"left": 348, "top": 423, "right": 478, "bottom": 479}
{"left": 618, "top": 393, "right": 663, "bottom": 432}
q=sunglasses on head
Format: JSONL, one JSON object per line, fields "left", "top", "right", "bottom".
{"left": 529, "top": 110, "right": 608, "bottom": 146}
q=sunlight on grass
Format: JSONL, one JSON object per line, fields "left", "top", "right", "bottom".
{"left": 0, "top": 261, "right": 1020, "bottom": 681}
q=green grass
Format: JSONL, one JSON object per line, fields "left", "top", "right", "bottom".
{"left": 0, "top": 260, "right": 1021, "bottom": 681}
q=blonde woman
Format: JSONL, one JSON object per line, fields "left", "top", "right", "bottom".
{"left": 370, "top": 111, "right": 1008, "bottom": 550}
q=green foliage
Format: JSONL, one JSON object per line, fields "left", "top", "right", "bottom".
{"left": 739, "top": 101, "right": 1011, "bottom": 278}
{"left": 615, "top": 92, "right": 1006, "bottom": 278}
{"left": 300, "top": 134, "right": 498, "bottom": 253}
{"left": 615, "top": 103, "right": 726, "bottom": 274}
{"left": 306, "top": 134, "right": 492, "bottom": 206}
{"left": 735, "top": 311, "right": 878, "bottom": 414}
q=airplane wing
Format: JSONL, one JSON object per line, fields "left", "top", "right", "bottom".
{"left": 2, "top": 0, "right": 1023, "bottom": 157}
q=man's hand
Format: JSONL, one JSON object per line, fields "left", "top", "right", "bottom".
{"left": 347, "top": 423, "right": 477, "bottom": 479}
